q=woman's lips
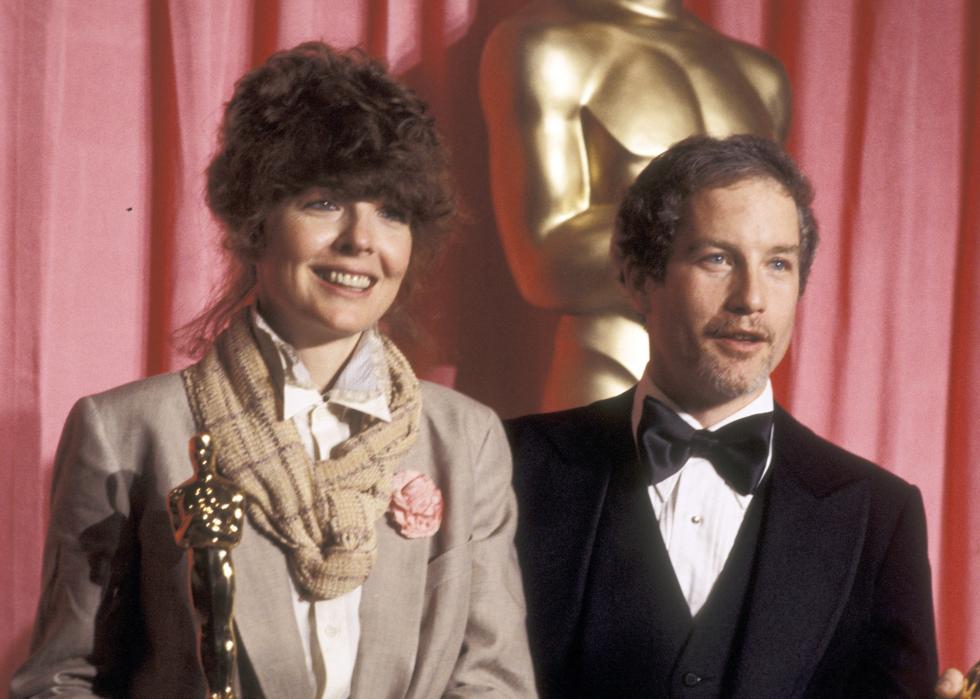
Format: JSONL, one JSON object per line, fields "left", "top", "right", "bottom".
{"left": 313, "top": 267, "right": 375, "bottom": 290}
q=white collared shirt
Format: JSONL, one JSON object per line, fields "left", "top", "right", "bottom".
{"left": 631, "top": 370, "right": 774, "bottom": 616}
{"left": 252, "top": 309, "right": 392, "bottom": 699}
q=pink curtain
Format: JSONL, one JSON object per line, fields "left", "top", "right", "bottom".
{"left": 2, "top": 0, "right": 976, "bottom": 686}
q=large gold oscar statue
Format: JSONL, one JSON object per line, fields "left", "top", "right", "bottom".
{"left": 481, "top": 0, "right": 790, "bottom": 410}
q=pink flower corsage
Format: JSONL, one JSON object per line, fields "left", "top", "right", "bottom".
{"left": 388, "top": 470, "right": 443, "bottom": 539}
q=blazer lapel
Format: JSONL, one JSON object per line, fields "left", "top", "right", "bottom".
{"left": 233, "top": 519, "right": 315, "bottom": 699}
{"left": 350, "top": 517, "right": 429, "bottom": 698}
{"left": 729, "top": 408, "right": 869, "bottom": 698}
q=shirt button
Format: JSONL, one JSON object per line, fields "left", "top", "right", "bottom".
{"left": 691, "top": 515, "right": 703, "bottom": 524}
{"left": 323, "top": 625, "right": 339, "bottom": 638}
{"left": 683, "top": 672, "right": 702, "bottom": 687}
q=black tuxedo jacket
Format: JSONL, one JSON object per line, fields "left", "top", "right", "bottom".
{"left": 507, "top": 389, "right": 937, "bottom": 698}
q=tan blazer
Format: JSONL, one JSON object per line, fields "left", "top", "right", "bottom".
{"left": 12, "top": 373, "right": 536, "bottom": 698}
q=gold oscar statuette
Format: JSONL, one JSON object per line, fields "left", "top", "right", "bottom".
{"left": 169, "top": 433, "right": 246, "bottom": 699}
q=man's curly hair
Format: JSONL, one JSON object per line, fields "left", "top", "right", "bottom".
{"left": 613, "top": 134, "right": 819, "bottom": 293}
{"left": 181, "top": 41, "right": 454, "bottom": 355}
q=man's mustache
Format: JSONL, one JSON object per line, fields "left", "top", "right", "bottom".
{"left": 703, "top": 319, "right": 773, "bottom": 344}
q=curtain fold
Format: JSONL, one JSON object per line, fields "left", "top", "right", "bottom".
{"left": 2, "top": 0, "right": 976, "bottom": 686}
{"left": 940, "top": 0, "right": 980, "bottom": 668}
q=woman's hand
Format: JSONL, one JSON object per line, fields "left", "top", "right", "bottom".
{"left": 935, "top": 667, "right": 965, "bottom": 698}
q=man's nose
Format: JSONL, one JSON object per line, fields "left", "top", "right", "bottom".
{"left": 726, "top": 266, "right": 766, "bottom": 315}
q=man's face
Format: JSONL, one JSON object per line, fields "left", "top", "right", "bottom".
{"left": 628, "top": 177, "right": 801, "bottom": 422}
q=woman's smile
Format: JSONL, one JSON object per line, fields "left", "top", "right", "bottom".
{"left": 313, "top": 267, "right": 375, "bottom": 291}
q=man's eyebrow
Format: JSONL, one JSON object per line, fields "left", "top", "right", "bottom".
{"left": 682, "top": 237, "right": 736, "bottom": 253}
{"left": 768, "top": 244, "right": 801, "bottom": 256}
{"left": 682, "top": 239, "right": 801, "bottom": 256}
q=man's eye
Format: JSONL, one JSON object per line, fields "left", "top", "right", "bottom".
{"left": 770, "top": 258, "right": 793, "bottom": 272}
{"left": 701, "top": 253, "right": 729, "bottom": 266}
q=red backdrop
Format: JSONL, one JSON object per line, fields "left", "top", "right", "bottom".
{"left": 2, "top": 0, "right": 977, "bottom": 687}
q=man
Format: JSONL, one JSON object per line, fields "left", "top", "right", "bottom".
{"left": 507, "top": 135, "right": 938, "bottom": 697}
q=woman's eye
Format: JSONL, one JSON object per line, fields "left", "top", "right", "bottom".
{"left": 307, "top": 199, "right": 340, "bottom": 211}
{"left": 379, "top": 207, "right": 409, "bottom": 224}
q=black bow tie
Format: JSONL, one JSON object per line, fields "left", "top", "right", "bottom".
{"left": 637, "top": 396, "right": 772, "bottom": 495}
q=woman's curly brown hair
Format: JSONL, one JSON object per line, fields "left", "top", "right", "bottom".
{"left": 179, "top": 41, "right": 454, "bottom": 356}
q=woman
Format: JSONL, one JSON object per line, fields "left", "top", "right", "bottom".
{"left": 12, "top": 42, "right": 535, "bottom": 698}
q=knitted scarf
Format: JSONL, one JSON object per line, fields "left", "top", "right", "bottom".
{"left": 181, "top": 314, "right": 421, "bottom": 600}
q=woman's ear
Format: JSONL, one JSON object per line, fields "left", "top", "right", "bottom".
{"left": 242, "top": 221, "right": 266, "bottom": 262}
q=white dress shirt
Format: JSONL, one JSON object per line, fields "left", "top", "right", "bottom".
{"left": 631, "top": 370, "right": 774, "bottom": 616}
{"left": 252, "top": 309, "right": 392, "bottom": 699}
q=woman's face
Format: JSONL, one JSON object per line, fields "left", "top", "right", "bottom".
{"left": 254, "top": 188, "right": 412, "bottom": 349}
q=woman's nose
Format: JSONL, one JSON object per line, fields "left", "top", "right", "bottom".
{"left": 334, "top": 203, "right": 375, "bottom": 254}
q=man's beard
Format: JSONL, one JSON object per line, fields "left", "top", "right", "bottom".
{"left": 693, "top": 343, "right": 774, "bottom": 403}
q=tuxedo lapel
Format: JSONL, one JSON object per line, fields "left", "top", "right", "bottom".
{"left": 233, "top": 519, "right": 315, "bottom": 699}
{"left": 509, "top": 391, "right": 633, "bottom": 696}
{"left": 728, "top": 408, "right": 869, "bottom": 698}
{"left": 578, "top": 427, "right": 693, "bottom": 696}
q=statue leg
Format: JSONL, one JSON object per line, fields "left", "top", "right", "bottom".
{"left": 192, "top": 548, "right": 237, "bottom": 699}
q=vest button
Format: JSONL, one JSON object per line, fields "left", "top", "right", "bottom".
{"left": 683, "top": 672, "right": 702, "bottom": 687}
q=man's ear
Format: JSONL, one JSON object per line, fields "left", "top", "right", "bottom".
{"left": 622, "top": 262, "right": 652, "bottom": 316}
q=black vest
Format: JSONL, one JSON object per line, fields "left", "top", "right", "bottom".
{"left": 574, "top": 455, "right": 768, "bottom": 698}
